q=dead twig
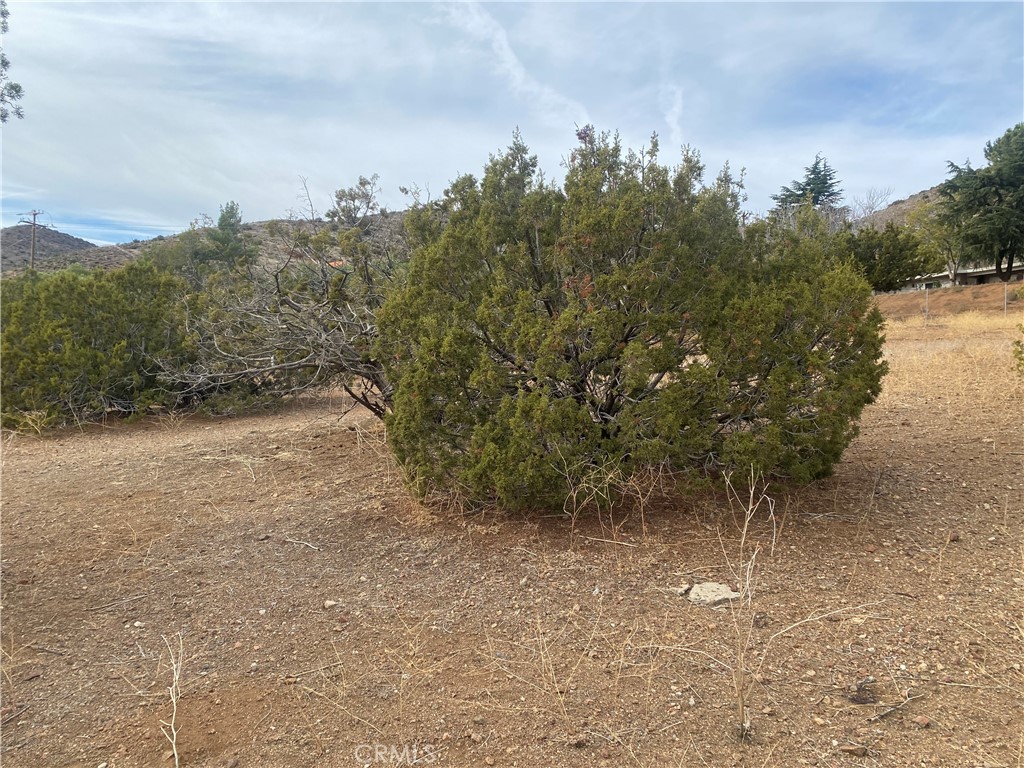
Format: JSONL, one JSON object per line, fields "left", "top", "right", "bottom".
{"left": 867, "top": 692, "right": 926, "bottom": 723}
{"left": 580, "top": 535, "right": 638, "bottom": 548}
{"left": 28, "top": 644, "right": 66, "bottom": 656}
{"left": 89, "top": 594, "right": 149, "bottom": 612}
{"left": 1, "top": 704, "right": 29, "bottom": 725}
{"left": 285, "top": 538, "right": 321, "bottom": 551}
{"left": 289, "top": 659, "right": 346, "bottom": 678}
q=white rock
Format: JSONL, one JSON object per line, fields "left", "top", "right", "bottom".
{"left": 688, "top": 582, "right": 740, "bottom": 607}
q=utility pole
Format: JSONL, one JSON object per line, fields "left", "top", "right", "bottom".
{"left": 17, "top": 209, "right": 44, "bottom": 270}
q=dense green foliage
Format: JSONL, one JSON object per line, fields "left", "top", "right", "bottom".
{"left": 378, "top": 130, "right": 886, "bottom": 511}
{"left": 906, "top": 198, "right": 973, "bottom": 282}
{"left": 1015, "top": 330, "right": 1024, "bottom": 377}
{"left": 147, "top": 201, "right": 257, "bottom": 287}
{"left": 941, "top": 123, "right": 1024, "bottom": 281}
{"left": 1, "top": 261, "right": 190, "bottom": 429}
{"left": 772, "top": 153, "right": 844, "bottom": 209}
{"left": 839, "top": 222, "right": 930, "bottom": 292}
{"left": 0, "top": 0, "right": 25, "bottom": 124}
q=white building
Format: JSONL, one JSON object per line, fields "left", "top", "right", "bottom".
{"left": 903, "top": 264, "right": 1024, "bottom": 291}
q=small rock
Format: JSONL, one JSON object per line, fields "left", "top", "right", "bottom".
{"left": 667, "top": 585, "right": 691, "bottom": 596}
{"left": 473, "top": 715, "right": 486, "bottom": 725}
{"left": 484, "top": 758, "right": 494, "bottom": 766}
{"left": 470, "top": 732, "right": 483, "bottom": 744}
{"left": 913, "top": 715, "right": 931, "bottom": 728}
{"left": 324, "top": 600, "right": 339, "bottom": 609}
{"left": 948, "top": 532, "right": 960, "bottom": 543}
{"left": 813, "top": 716, "right": 826, "bottom": 725}
{"left": 839, "top": 745, "right": 867, "bottom": 757}
{"left": 132, "top": 621, "right": 145, "bottom": 628}
{"left": 687, "top": 582, "right": 740, "bottom": 607}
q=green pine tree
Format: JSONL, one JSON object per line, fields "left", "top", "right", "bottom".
{"left": 772, "top": 153, "right": 844, "bottom": 208}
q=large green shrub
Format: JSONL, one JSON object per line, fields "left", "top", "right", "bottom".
{"left": 1, "top": 261, "right": 190, "bottom": 429}
{"left": 1014, "top": 325, "right": 1024, "bottom": 376}
{"left": 377, "top": 129, "right": 887, "bottom": 511}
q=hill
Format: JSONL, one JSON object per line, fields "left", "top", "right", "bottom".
{"left": 1, "top": 215, "right": 406, "bottom": 277}
{"left": 857, "top": 184, "right": 941, "bottom": 230}
{"left": 0, "top": 224, "right": 97, "bottom": 272}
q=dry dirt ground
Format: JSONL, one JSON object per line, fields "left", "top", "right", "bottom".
{"left": 2, "top": 286, "right": 1022, "bottom": 768}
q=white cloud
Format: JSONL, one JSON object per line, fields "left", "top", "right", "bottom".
{"left": 438, "top": 2, "right": 589, "bottom": 130}
{"left": 0, "top": 1, "right": 1019, "bottom": 242}
{"left": 659, "top": 84, "right": 685, "bottom": 153}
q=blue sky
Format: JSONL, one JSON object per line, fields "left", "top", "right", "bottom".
{"left": 1, "top": 1, "right": 1021, "bottom": 246}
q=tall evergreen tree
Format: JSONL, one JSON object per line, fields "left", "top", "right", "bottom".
{"left": 772, "top": 153, "right": 844, "bottom": 208}
{"left": 0, "top": 0, "right": 25, "bottom": 123}
{"left": 940, "top": 123, "right": 1024, "bottom": 281}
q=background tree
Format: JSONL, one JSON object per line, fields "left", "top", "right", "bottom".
{"left": 850, "top": 186, "right": 894, "bottom": 221}
{"left": 839, "top": 222, "right": 930, "bottom": 292}
{"left": 147, "top": 202, "right": 256, "bottom": 287}
{"left": 0, "top": 0, "right": 24, "bottom": 123}
{"left": 941, "top": 123, "right": 1024, "bottom": 281}
{"left": 772, "top": 153, "right": 844, "bottom": 209}
{"left": 378, "top": 130, "right": 886, "bottom": 512}
{"left": 169, "top": 183, "right": 408, "bottom": 417}
{"left": 906, "top": 198, "right": 971, "bottom": 283}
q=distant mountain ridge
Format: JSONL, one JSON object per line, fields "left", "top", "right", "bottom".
{"left": 0, "top": 224, "right": 98, "bottom": 272}
{"left": 1, "top": 189, "right": 943, "bottom": 277}
{"left": 0, "top": 218, "right": 374, "bottom": 276}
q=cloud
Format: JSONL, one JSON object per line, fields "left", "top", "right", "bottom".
{"left": 0, "top": 1, "right": 1019, "bottom": 243}
{"left": 438, "top": 2, "right": 589, "bottom": 129}
{"left": 659, "top": 84, "right": 685, "bottom": 153}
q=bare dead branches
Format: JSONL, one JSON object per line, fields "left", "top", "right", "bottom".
{"left": 162, "top": 181, "right": 409, "bottom": 419}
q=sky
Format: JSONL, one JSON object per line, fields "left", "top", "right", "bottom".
{"left": 1, "top": 1, "right": 1021, "bottom": 246}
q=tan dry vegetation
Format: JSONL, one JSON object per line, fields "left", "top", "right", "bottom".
{"left": 1, "top": 288, "right": 1022, "bottom": 768}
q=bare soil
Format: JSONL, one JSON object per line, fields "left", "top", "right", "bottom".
{"left": 874, "top": 281, "right": 1023, "bottom": 320}
{"left": 2, "top": 289, "right": 1022, "bottom": 768}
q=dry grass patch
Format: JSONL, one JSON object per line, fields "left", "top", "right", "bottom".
{"left": 882, "top": 310, "right": 1024, "bottom": 407}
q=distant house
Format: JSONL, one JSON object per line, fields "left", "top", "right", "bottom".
{"left": 902, "top": 264, "right": 1024, "bottom": 291}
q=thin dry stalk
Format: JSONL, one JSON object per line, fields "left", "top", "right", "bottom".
{"left": 159, "top": 633, "right": 184, "bottom": 768}
{"left": 721, "top": 467, "right": 775, "bottom": 740}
